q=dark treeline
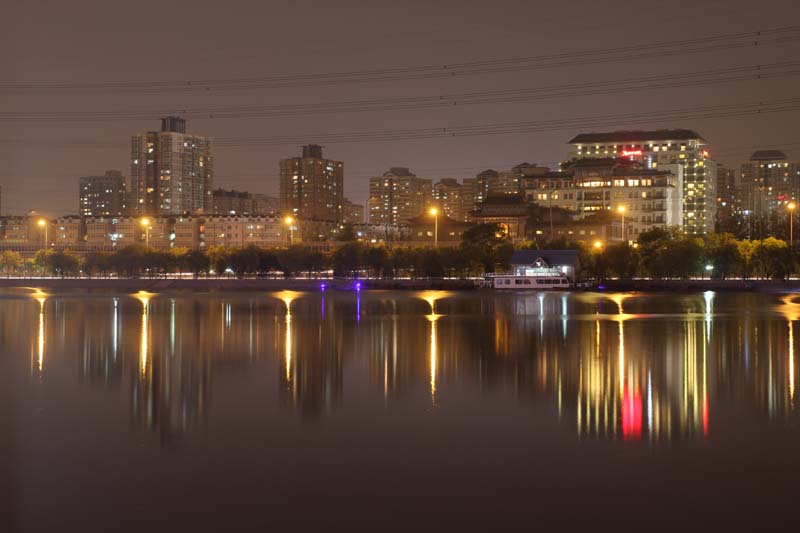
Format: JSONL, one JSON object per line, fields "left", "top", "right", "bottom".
{"left": 1, "top": 224, "right": 515, "bottom": 279}
{"left": 1, "top": 224, "right": 797, "bottom": 280}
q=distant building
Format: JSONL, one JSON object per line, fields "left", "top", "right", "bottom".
{"left": 0, "top": 216, "right": 48, "bottom": 246}
{"left": 368, "top": 167, "right": 432, "bottom": 224}
{"left": 740, "top": 150, "right": 800, "bottom": 218}
{"left": 715, "top": 165, "right": 738, "bottom": 228}
{"left": 79, "top": 170, "right": 128, "bottom": 217}
{"left": 212, "top": 189, "right": 253, "bottom": 215}
{"left": 523, "top": 158, "right": 682, "bottom": 241}
{"left": 52, "top": 216, "right": 84, "bottom": 246}
{"left": 253, "top": 194, "right": 279, "bottom": 215}
{"left": 341, "top": 198, "right": 365, "bottom": 224}
{"left": 470, "top": 193, "right": 531, "bottom": 242}
{"left": 201, "top": 215, "right": 290, "bottom": 248}
{"left": 433, "top": 178, "right": 473, "bottom": 222}
{"left": 407, "top": 213, "right": 472, "bottom": 246}
{"left": 279, "top": 144, "right": 344, "bottom": 221}
{"left": 131, "top": 116, "right": 213, "bottom": 216}
{"left": 568, "top": 129, "right": 715, "bottom": 234}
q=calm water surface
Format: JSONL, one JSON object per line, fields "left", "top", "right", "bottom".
{"left": 4, "top": 288, "right": 800, "bottom": 530}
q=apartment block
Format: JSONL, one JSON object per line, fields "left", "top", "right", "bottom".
{"left": 368, "top": 167, "right": 432, "bottom": 224}
{"left": 568, "top": 129, "right": 714, "bottom": 234}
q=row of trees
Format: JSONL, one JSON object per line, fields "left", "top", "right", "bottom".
{"left": 0, "top": 224, "right": 516, "bottom": 279}
{"left": 3, "top": 224, "right": 797, "bottom": 280}
{"left": 574, "top": 228, "right": 797, "bottom": 280}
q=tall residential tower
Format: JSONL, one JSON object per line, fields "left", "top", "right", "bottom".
{"left": 131, "top": 117, "right": 213, "bottom": 216}
{"left": 368, "top": 167, "right": 432, "bottom": 224}
{"left": 279, "top": 144, "right": 344, "bottom": 221}
{"left": 79, "top": 170, "right": 128, "bottom": 217}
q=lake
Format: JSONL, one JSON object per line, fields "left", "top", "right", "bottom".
{"left": 4, "top": 288, "right": 800, "bottom": 530}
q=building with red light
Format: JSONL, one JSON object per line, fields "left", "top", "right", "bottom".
{"left": 567, "top": 129, "right": 716, "bottom": 234}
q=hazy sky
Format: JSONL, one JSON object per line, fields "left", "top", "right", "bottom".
{"left": 1, "top": 0, "right": 799, "bottom": 216}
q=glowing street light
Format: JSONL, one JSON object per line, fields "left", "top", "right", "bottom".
{"left": 593, "top": 240, "right": 603, "bottom": 250}
{"left": 429, "top": 207, "right": 439, "bottom": 247}
{"left": 37, "top": 218, "right": 48, "bottom": 247}
{"left": 284, "top": 215, "right": 295, "bottom": 245}
{"left": 617, "top": 205, "right": 626, "bottom": 243}
{"left": 140, "top": 217, "right": 151, "bottom": 247}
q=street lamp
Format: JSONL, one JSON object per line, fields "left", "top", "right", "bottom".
{"left": 593, "top": 240, "right": 603, "bottom": 250}
{"left": 617, "top": 205, "right": 626, "bottom": 244}
{"left": 705, "top": 264, "right": 713, "bottom": 280}
{"left": 37, "top": 219, "right": 48, "bottom": 247}
{"left": 429, "top": 207, "right": 439, "bottom": 247}
{"left": 140, "top": 217, "right": 150, "bottom": 247}
{"left": 788, "top": 202, "right": 796, "bottom": 245}
{"left": 284, "top": 215, "right": 295, "bottom": 245}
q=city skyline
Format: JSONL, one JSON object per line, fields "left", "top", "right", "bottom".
{"left": 1, "top": 0, "right": 798, "bottom": 217}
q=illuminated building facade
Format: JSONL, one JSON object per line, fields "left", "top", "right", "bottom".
{"left": 131, "top": 116, "right": 214, "bottom": 216}
{"left": 432, "top": 178, "right": 473, "bottom": 222}
{"left": 79, "top": 170, "right": 128, "bottom": 217}
{"left": 523, "top": 158, "right": 682, "bottom": 240}
{"left": 568, "top": 129, "right": 715, "bottom": 234}
{"left": 368, "top": 167, "right": 432, "bottom": 224}
{"left": 740, "top": 150, "right": 800, "bottom": 218}
{"left": 279, "top": 144, "right": 344, "bottom": 222}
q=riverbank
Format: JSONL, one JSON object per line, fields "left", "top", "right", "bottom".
{"left": 0, "top": 277, "right": 478, "bottom": 291}
{"left": 598, "top": 279, "right": 800, "bottom": 293}
{"left": 1, "top": 277, "right": 800, "bottom": 293}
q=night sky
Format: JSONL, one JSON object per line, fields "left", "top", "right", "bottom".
{"left": 1, "top": 0, "right": 798, "bottom": 217}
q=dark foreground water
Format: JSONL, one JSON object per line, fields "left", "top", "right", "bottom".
{"left": 3, "top": 288, "right": 800, "bottom": 530}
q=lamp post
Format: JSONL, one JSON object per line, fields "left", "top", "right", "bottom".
{"left": 429, "top": 207, "right": 439, "bottom": 247}
{"left": 140, "top": 217, "right": 150, "bottom": 247}
{"left": 37, "top": 219, "right": 48, "bottom": 247}
{"left": 284, "top": 216, "right": 295, "bottom": 245}
{"left": 704, "top": 264, "right": 713, "bottom": 280}
{"left": 593, "top": 240, "right": 603, "bottom": 251}
{"left": 617, "top": 205, "right": 626, "bottom": 244}
{"left": 789, "top": 202, "right": 796, "bottom": 245}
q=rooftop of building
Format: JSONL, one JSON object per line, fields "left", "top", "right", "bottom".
{"left": 568, "top": 129, "right": 706, "bottom": 144}
{"left": 213, "top": 188, "right": 251, "bottom": 198}
{"left": 511, "top": 249, "right": 580, "bottom": 267}
{"left": 749, "top": 150, "right": 788, "bottom": 161}
{"left": 383, "top": 167, "right": 416, "bottom": 177}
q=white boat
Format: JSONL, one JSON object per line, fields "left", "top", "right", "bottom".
{"left": 492, "top": 274, "right": 570, "bottom": 289}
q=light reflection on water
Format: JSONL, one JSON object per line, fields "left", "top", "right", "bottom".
{"left": 6, "top": 289, "right": 798, "bottom": 443}
{"left": 7, "top": 288, "right": 800, "bottom": 528}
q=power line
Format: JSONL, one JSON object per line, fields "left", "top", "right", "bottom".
{"left": 2, "top": 98, "right": 797, "bottom": 149}
{"left": 1, "top": 26, "right": 798, "bottom": 94}
{"left": 2, "top": 61, "right": 798, "bottom": 122}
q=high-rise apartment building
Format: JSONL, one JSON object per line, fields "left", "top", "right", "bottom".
{"left": 279, "top": 144, "right": 344, "bottom": 221}
{"left": 568, "top": 130, "right": 716, "bottom": 234}
{"left": 79, "top": 170, "right": 128, "bottom": 217}
{"left": 433, "top": 178, "right": 473, "bottom": 222}
{"left": 523, "top": 158, "right": 682, "bottom": 241}
{"left": 368, "top": 167, "right": 432, "bottom": 224}
{"left": 131, "top": 116, "right": 213, "bottom": 216}
{"left": 740, "top": 150, "right": 800, "bottom": 218}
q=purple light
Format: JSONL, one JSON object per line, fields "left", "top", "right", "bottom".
{"left": 355, "top": 282, "right": 362, "bottom": 292}
{"left": 597, "top": 285, "right": 606, "bottom": 290}
{"left": 320, "top": 283, "right": 326, "bottom": 291}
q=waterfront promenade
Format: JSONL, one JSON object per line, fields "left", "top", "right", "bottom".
{"left": 2, "top": 276, "right": 800, "bottom": 292}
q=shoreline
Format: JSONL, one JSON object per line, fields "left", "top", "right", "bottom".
{"left": 0, "top": 277, "right": 799, "bottom": 293}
